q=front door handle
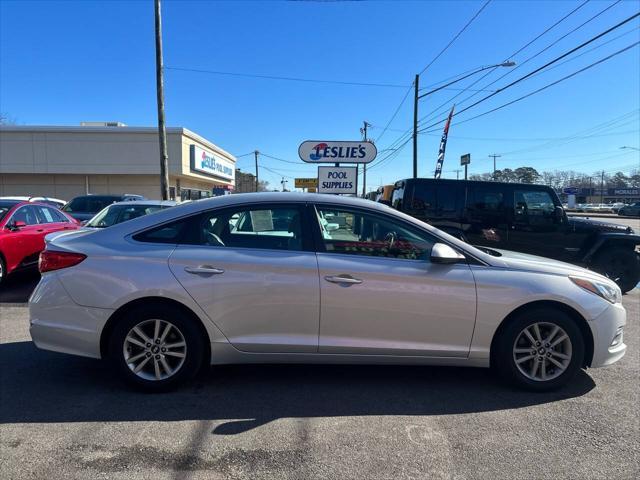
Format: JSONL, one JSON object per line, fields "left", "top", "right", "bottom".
{"left": 184, "top": 265, "right": 225, "bottom": 275}
{"left": 324, "top": 274, "right": 363, "bottom": 285}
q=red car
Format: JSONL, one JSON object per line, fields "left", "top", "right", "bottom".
{"left": 0, "top": 200, "right": 79, "bottom": 284}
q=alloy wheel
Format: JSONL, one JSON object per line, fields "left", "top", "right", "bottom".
{"left": 123, "top": 319, "right": 187, "bottom": 381}
{"left": 512, "top": 322, "right": 573, "bottom": 382}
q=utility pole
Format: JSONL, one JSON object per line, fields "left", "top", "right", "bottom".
{"left": 154, "top": 0, "right": 169, "bottom": 201}
{"left": 361, "top": 121, "right": 370, "bottom": 197}
{"left": 489, "top": 154, "right": 501, "bottom": 178}
{"left": 281, "top": 177, "right": 288, "bottom": 192}
{"left": 412, "top": 74, "right": 419, "bottom": 179}
{"left": 600, "top": 170, "right": 605, "bottom": 204}
{"left": 254, "top": 150, "right": 259, "bottom": 192}
{"left": 453, "top": 169, "right": 462, "bottom": 180}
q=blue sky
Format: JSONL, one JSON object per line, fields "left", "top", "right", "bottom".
{"left": 1, "top": 0, "right": 639, "bottom": 190}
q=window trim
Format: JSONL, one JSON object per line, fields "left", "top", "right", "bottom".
{"left": 132, "top": 202, "right": 314, "bottom": 253}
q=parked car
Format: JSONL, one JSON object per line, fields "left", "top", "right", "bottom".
{"left": 0, "top": 196, "right": 67, "bottom": 209}
{"left": 0, "top": 200, "right": 79, "bottom": 284}
{"left": 61, "top": 194, "right": 145, "bottom": 222}
{"left": 390, "top": 178, "right": 640, "bottom": 293}
{"left": 30, "top": 193, "right": 626, "bottom": 392}
{"left": 84, "top": 200, "right": 177, "bottom": 229}
{"left": 375, "top": 185, "right": 394, "bottom": 206}
{"left": 618, "top": 202, "right": 640, "bottom": 217}
{"left": 609, "top": 202, "right": 625, "bottom": 214}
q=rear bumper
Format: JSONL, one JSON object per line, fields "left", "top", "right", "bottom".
{"left": 589, "top": 302, "right": 627, "bottom": 368}
{"left": 29, "top": 274, "right": 113, "bottom": 359}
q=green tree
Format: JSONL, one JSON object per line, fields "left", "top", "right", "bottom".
{"left": 514, "top": 167, "right": 540, "bottom": 184}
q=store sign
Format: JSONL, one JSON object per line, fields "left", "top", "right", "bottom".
{"left": 460, "top": 153, "right": 471, "bottom": 166}
{"left": 298, "top": 140, "right": 377, "bottom": 164}
{"left": 190, "top": 145, "right": 235, "bottom": 181}
{"left": 614, "top": 189, "right": 639, "bottom": 195}
{"left": 563, "top": 187, "right": 578, "bottom": 195}
{"left": 317, "top": 166, "right": 357, "bottom": 194}
{"left": 295, "top": 177, "right": 318, "bottom": 189}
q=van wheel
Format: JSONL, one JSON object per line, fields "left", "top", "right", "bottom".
{"left": 494, "top": 308, "right": 584, "bottom": 391}
{"left": 108, "top": 304, "right": 204, "bottom": 392}
{"left": 592, "top": 247, "right": 640, "bottom": 294}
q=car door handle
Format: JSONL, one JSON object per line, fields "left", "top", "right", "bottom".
{"left": 324, "top": 275, "right": 363, "bottom": 285}
{"left": 184, "top": 265, "right": 225, "bottom": 275}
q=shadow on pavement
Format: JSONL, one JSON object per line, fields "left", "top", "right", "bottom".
{"left": 0, "top": 270, "right": 39, "bottom": 303}
{"left": 0, "top": 341, "right": 596, "bottom": 434}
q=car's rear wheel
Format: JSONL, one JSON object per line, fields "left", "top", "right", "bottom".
{"left": 108, "top": 305, "right": 204, "bottom": 391}
{"left": 592, "top": 247, "right": 640, "bottom": 294}
{"left": 494, "top": 308, "right": 584, "bottom": 391}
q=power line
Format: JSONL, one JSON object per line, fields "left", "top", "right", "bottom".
{"left": 375, "top": 84, "right": 413, "bottom": 143}
{"left": 418, "top": 0, "right": 492, "bottom": 75}
{"left": 418, "top": 12, "right": 640, "bottom": 132}
{"left": 416, "top": 0, "right": 597, "bottom": 127}
{"left": 165, "top": 66, "right": 410, "bottom": 88}
{"left": 429, "top": 42, "right": 640, "bottom": 132}
{"left": 420, "top": 0, "right": 623, "bottom": 126}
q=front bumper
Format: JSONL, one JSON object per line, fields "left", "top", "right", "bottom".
{"left": 29, "top": 274, "right": 113, "bottom": 359}
{"left": 588, "top": 301, "right": 627, "bottom": 368}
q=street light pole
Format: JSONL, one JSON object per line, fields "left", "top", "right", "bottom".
{"left": 254, "top": 150, "right": 259, "bottom": 192}
{"left": 411, "top": 61, "right": 515, "bottom": 181}
{"left": 154, "top": 0, "right": 169, "bottom": 201}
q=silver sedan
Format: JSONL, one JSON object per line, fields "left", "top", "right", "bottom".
{"left": 29, "top": 193, "right": 627, "bottom": 391}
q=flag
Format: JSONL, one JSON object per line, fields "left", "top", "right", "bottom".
{"left": 434, "top": 105, "right": 455, "bottom": 179}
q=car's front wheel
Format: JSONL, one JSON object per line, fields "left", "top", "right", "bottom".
{"left": 592, "top": 247, "right": 640, "bottom": 294}
{"left": 108, "top": 305, "right": 204, "bottom": 391}
{"left": 494, "top": 308, "right": 585, "bottom": 391}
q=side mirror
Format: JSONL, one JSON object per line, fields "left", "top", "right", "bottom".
{"left": 554, "top": 206, "right": 565, "bottom": 221}
{"left": 7, "top": 220, "right": 26, "bottom": 231}
{"left": 430, "top": 242, "right": 466, "bottom": 264}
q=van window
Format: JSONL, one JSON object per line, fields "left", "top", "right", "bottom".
{"left": 411, "top": 183, "right": 458, "bottom": 214}
{"left": 468, "top": 187, "right": 504, "bottom": 212}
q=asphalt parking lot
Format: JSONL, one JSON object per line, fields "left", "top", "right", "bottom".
{"left": 0, "top": 290, "right": 638, "bottom": 479}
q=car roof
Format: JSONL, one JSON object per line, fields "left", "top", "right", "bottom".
{"left": 0, "top": 199, "right": 25, "bottom": 209}
{"left": 106, "top": 200, "right": 177, "bottom": 207}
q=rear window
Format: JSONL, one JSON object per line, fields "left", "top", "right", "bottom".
{"left": 133, "top": 218, "right": 191, "bottom": 244}
{"left": 63, "top": 196, "right": 119, "bottom": 213}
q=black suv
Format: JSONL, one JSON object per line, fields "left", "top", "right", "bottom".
{"left": 391, "top": 178, "right": 640, "bottom": 293}
{"left": 62, "top": 194, "right": 145, "bottom": 222}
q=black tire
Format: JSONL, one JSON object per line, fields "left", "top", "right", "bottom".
{"left": 0, "top": 254, "right": 6, "bottom": 285}
{"left": 108, "top": 304, "right": 204, "bottom": 392}
{"left": 592, "top": 247, "right": 640, "bottom": 294}
{"left": 494, "top": 308, "right": 585, "bottom": 392}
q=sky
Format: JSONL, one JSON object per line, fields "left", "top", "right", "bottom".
{"left": 1, "top": 0, "right": 639, "bottom": 191}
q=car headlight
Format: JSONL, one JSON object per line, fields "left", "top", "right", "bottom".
{"left": 570, "top": 276, "right": 622, "bottom": 304}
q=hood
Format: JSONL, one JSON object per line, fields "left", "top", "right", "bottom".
{"left": 488, "top": 248, "right": 611, "bottom": 283}
{"left": 567, "top": 216, "right": 634, "bottom": 234}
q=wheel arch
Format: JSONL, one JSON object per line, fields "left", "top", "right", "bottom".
{"left": 490, "top": 300, "right": 594, "bottom": 368}
{"left": 100, "top": 296, "right": 212, "bottom": 366}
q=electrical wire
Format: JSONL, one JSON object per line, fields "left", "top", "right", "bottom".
{"left": 418, "top": 0, "right": 492, "bottom": 75}
{"left": 424, "top": 42, "right": 640, "bottom": 132}
{"left": 420, "top": 0, "right": 624, "bottom": 126}
{"left": 416, "top": 0, "right": 600, "bottom": 127}
{"left": 418, "top": 12, "right": 640, "bottom": 132}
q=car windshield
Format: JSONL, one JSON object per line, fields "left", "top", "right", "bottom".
{"left": 85, "top": 204, "right": 165, "bottom": 228}
{"left": 0, "top": 201, "right": 19, "bottom": 222}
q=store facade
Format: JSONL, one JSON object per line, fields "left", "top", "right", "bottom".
{"left": 0, "top": 124, "right": 236, "bottom": 201}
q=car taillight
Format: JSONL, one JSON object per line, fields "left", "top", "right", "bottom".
{"left": 39, "top": 250, "right": 86, "bottom": 273}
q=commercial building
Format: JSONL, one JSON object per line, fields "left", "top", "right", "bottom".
{"left": 0, "top": 124, "right": 236, "bottom": 201}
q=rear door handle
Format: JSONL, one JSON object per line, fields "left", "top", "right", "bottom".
{"left": 184, "top": 265, "right": 225, "bottom": 275}
{"left": 324, "top": 274, "right": 363, "bottom": 285}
